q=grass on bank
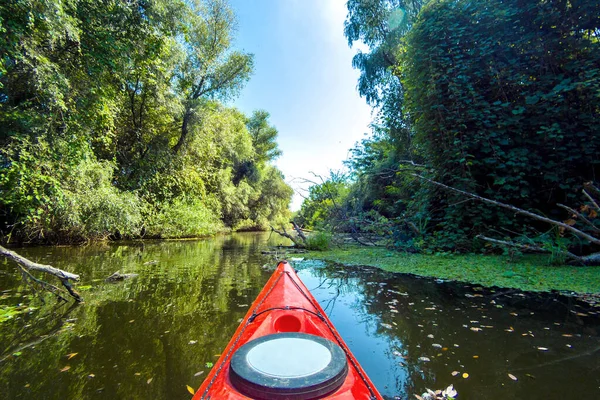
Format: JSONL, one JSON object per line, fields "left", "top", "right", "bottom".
{"left": 308, "top": 247, "right": 600, "bottom": 294}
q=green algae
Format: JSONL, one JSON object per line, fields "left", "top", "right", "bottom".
{"left": 307, "top": 247, "right": 600, "bottom": 294}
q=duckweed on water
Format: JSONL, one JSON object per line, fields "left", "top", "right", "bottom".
{"left": 308, "top": 247, "right": 600, "bottom": 294}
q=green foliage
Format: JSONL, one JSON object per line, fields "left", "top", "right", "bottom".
{"left": 318, "top": 0, "right": 600, "bottom": 256}
{"left": 0, "top": 0, "right": 291, "bottom": 243}
{"left": 296, "top": 174, "right": 350, "bottom": 230}
{"left": 146, "top": 197, "right": 224, "bottom": 239}
{"left": 400, "top": 0, "right": 600, "bottom": 247}
{"left": 306, "top": 231, "right": 332, "bottom": 251}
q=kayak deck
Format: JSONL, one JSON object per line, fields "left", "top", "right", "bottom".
{"left": 193, "top": 261, "right": 382, "bottom": 399}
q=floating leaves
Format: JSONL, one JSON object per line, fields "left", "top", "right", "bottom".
{"left": 418, "top": 357, "right": 431, "bottom": 362}
{"left": 462, "top": 373, "right": 469, "bottom": 379}
{"left": 186, "top": 385, "right": 195, "bottom": 395}
{"left": 536, "top": 346, "right": 549, "bottom": 351}
{"left": 415, "top": 384, "right": 457, "bottom": 400}
{"left": 508, "top": 373, "right": 518, "bottom": 381}
{"left": 451, "top": 371, "right": 459, "bottom": 376}
{"left": 60, "top": 366, "right": 71, "bottom": 372}
{"left": 147, "top": 378, "right": 153, "bottom": 384}
{"left": 194, "top": 371, "right": 205, "bottom": 377}
{"left": 205, "top": 362, "right": 214, "bottom": 368}
{"left": 66, "top": 352, "right": 78, "bottom": 360}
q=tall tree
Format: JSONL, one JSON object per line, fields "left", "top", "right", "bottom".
{"left": 173, "top": 0, "right": 253, "bottom": 154}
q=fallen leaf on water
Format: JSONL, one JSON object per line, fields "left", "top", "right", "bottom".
{"left": 451, "top": 371, "right": 459, "bottom": 376}
{"left": 129, "top": 320, "right": 135, "bottom": 323}
{"left": 381, "top": 323, "right": 393, "bottom": 329}
{"left": 470, "top": 327, "right": 482, "bottom": 332}
{"left": 214, "top": 354, "right": 221, "bottom": 357}
{"left": 462, "top": 372, "right": 469, "bottom": 379}
{"left": 88, "top": 374, "right": 95, "bottom": 378}
{"left": 427, "top": 334, "right": 434, "bottom": 339}
{"left": 134, "top": 372, "right": 141, "bottom": 376}
{"left": 186, "top": 385, "right": 195, "bottom": 395}
{"left": 508, "top": 373, "right": 517, "bottom": 381}
{"left": 189, "top": 340, "right": 198, "bottom": 345}
{"left": 66, "top": 352, "right": 78, "bottom": 360}
{"left": 147, "top": 378, "right": 153, "bottom": 384}
{"left": 537, "top": 347, "right": 549, "bottom": 351}
{"left": 25, "top": 383, "right": 30, "bottom": 388}
{"left": 525, "top": 374, "right": 536, "bottom": 379}
{"left": 205, "top": 362, "right": 214, "bottom": 368}
{"left": 432, "top": 344, "right": 442, "bottom": 348}
{"left": 562, "top": 334, "right": 573, "bottom": 337}
{"left": 60, "top": 366, "right": 71, "bottom": 372}
{"left": 418, "top": 357, "right": 431, "bottom": 362}
{"left": 472, "top": 355, "right": 479, "bottom": 359}
{"left": 194, "top": 371, "right": 204, "bottom": 377}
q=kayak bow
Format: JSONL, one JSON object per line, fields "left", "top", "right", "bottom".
{"left": 193, "top": 261, "right": 383, "bottom": 400}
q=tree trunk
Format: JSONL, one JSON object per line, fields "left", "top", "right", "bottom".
{"left": 173, "top": 108, "right": 192, "bottom": 154}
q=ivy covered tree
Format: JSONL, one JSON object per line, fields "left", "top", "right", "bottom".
{"left": 401, "top": 0, "right": 600, "bottom": 248}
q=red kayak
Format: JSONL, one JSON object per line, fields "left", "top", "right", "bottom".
{"left": 192, "top": 261, "right": 383, "bottom": 399}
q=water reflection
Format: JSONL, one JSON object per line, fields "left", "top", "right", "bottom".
{"left": 1, "top": 234, "right": 599, "bottom": 399}
{"left": 297, "top": 261, "right": 600, "bottom": 399}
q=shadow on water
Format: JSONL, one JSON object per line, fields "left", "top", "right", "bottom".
{"left": 1, "top": 233, "right": 599, "bottom": 399}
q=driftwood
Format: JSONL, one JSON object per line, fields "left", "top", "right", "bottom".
{"left": 105, "top": 271, "right": 139, "bottom": 282}
{"left": 0, "top": 245, "right": 82, "bottom": 302}
{"left": 414, "top": 175, "right": 600, "bottom": 265}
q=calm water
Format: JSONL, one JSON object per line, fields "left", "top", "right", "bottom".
{"left": 1, "top": 233, "right": 599, "bottom": 399}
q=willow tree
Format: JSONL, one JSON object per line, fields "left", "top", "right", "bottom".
{"left": 173, "top": 0, "right": 254, "bottom": 154}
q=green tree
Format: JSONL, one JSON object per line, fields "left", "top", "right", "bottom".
{"left": 173, "top": 0, "right": 254, "bottom": 154}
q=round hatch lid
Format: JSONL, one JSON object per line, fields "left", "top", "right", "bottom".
{"left": 229, "top": 332, "right": 348, "bottom": 400}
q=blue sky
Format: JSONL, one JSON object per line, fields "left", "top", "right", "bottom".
{"left": 228, "top": 0, "right": 372, "bottom": 210}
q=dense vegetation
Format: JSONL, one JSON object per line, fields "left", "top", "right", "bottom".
{"left": 298, "top": 0, "right": 600, "bottom": 258}
{"left": 0, "top": 0, "right": 292, "bottom": 243}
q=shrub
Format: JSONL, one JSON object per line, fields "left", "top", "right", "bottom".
{"left": 306, "top": 231, "right": 332, "bottom": 251}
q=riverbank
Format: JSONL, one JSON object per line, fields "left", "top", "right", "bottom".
{"left": 307, "top": 247, "right": 600, "bottom": 295}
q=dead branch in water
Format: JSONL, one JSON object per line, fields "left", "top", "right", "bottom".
{"left": 0, "top": 245, "right": 82, "bottom": 302}
{"left": 270, "top": 224, "right": 306, "bottom": 248}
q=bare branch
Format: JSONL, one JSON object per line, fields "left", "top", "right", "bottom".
{"left": 270, "top": 225, "right": 306, "bottom": 248}
{"left": 557, "top": 203, "right": 600, "bottom": 233}
{"left": 291, "top": 221, "right": 307, "bottom": 242}
{"left": 0, "top": 245, "right": 82, "bottom": 302}
{"left": 583, "top": 190, "right": 600, "bottom": 212}
{"left": 413, "top": 174, "right": 600, "bottom": 246}
{"left": 477, "top": 235, "right": 587, "bottom": 263}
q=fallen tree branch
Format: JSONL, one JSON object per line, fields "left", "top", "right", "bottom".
{"left": 0, "top": 245, "right": 82, "bottom": 302}
{"left": 291, "top": 221, "right": 308, "bottom": 242}
{"left": 270, "top": 225, "right": 306, "bottom": 248}
{"left": 557, "top": 203, "right": 600, "bottom": 233}
{"left": 583, "top": 190, "right": 600, "bottom": 212}
{"left": 413, "top": 174, "right": 600, "bottom": 246}
{"left": 477, "top": 235, "right": 580, "bottom": 259}
{"left": 477, "top": 235, "right": 600, "bottom": 265}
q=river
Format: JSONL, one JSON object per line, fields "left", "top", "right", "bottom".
{"left": 1, "top": 233, "right": 599, "bottom": 399}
